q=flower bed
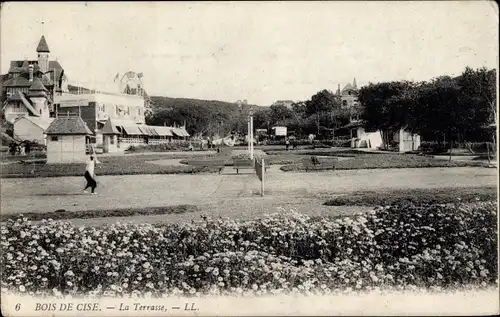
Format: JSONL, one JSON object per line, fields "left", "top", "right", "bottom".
{"left": 1, "top": 201, "right": 497, "bottom": 298}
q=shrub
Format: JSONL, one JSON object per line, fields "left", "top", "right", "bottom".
{"left": 125, "top": 141, "right": 205, "bottom": 153}
{"left": 0, "top": 202, "right": 496, "bottom": 298}
{"left": 419, "top": 141, "right": 494, "bottom": 154}
{"left": 265, "top": 139, "right": 350, "bottom": 148}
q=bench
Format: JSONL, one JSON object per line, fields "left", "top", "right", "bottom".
{"left": 301, "top": 157, "right": 338, "bottom": 171}
{"left": 186, "top": 159, "right": 226, "bottom": 174}
{"left": 233, "top": 159, "right": 269, "bottom": 174}
{"left": 233, "top": 159, "right": 255, "bottom": 174}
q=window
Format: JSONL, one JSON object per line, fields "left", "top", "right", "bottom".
{"left": 110, "top": 137, "right": 114, "bottom": 145}
{"left": 51, "top": 136, "right": 58, "bottom": 141}
{"left": 39, "top": 109, "right": 42, "bottom": 115}
{"left": 348, "top": 91, "right": 351, "bottom": 96}
{"left": 342, "top": 100, "right": 348, "bottom": 106}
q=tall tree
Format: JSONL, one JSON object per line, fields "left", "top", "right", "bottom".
{"left": 305, "top": 89, "right": 341, "bottom": 136}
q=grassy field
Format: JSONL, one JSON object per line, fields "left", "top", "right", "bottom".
{"left": 278, "top": 150, "right": 488, "bottom": 171}
{"left": 324, "top": 186, "right": 498, "bottom": 206}
{"left": 0, "top": 153, "right": 220, "bottom": 178}
{"left": 0, "top": 204, "right": 199, "bottom": 222}
{"left": 1, "top": 147, "right": 491, "bottom": 178}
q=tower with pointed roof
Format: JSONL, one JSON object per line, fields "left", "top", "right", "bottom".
{"left": 37, "top": 35, "right": 50, "bottom": 74}
{"left": 28, "top": 78, "right": 50, "bottom": 118}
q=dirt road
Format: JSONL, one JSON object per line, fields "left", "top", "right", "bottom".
{"left": 1, "top": 167, "right": 496, "bottom": 215}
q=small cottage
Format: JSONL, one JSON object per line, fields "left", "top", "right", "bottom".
{"left": 394, "top": 128, "right": 421, "bottom": 152}
{"left": 101, "top": 118, "right": 120, "bottom": 153}
{"left": 44, "top": 116, "right": 93, "bottom": 163}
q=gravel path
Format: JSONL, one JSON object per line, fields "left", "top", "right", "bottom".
{"left": 1, "top": 167, "right": 496, "bottom": 216}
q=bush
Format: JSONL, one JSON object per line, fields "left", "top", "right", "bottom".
{"left": 419, "top": 141, "right": 494, "bottom": 154}
{"left": 265, "top": 139, "right": 350, "bottom": 148}
{"left": 1, "top": 202, "right": 497, "bottom": 298}
{"left": 125, "top": 141, "right": 205, "bottom": 153}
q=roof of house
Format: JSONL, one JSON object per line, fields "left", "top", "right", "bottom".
{"left": 29, "top": 78, "right": 48, "bottom": 91}
{"left": 14, "top": 116, "right": 54, "bottom": 130}
{"left": 139, "top": 125, "right": 159, "bottom": 136}
{"left": 100, "top": 118, "right": 121, "bottom": 134}
{"left": 154, "top": 126, "right": 173, "bottom": 136}
{"left": 341, "top": 83, "right": 355, "bottom": 93}
{"left": 7, "top": 60, "right": 64, "bottom": 85}
{"left": 171, "top": 127, "right": 190, "bottom": 137}
{"left": 342, "top": 120, "right": 365, "bottom": 129}
{"left": 122, "top": 125, "right": 144, "bottom": 135}
{"left": 45, "top": 117, "right": 93, "bottom": 135}
{"left": 36, "top": 36, "right": 50, "bottom": 53}
{"left": 4, "top": 91, "right": 40, "bottom": 116}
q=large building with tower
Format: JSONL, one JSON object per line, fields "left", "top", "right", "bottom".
{"left": 1, "top": 35, "right": 68, "bottom": 122}
{"left": 336, "top": 78, "right": 360, "bottom": 109}
{"left": 1, "top": 33, "right": 189, "bottom": 151}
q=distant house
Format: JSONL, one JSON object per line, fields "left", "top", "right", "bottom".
{"left": 44, "top": 116, "right": 93, "bottom": 163}
{"left": 13, "top": 116, "right": 53, "bottom": 145}
{"left": 343, "top": 120, "right": 383, "bottom": 149}
{"left": 335, "top": 78, "right": 360, "bottom": 109}
{"left": 343, "top": 120, "right": 420, "bottom": 152}
{"left": 393, "top": 127, "right": 421, "bottom": 152}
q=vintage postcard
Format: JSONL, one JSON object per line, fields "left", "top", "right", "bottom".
{"left": 0, "top": 1, "right": 498, "bottom": 316}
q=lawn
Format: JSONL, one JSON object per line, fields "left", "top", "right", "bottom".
{"left": 181, "top": 147, "right": 491, "bottom": 169}
{"left": 278, "top": 151, "right": 488, "bottom": 171}
{"left": 0, "top": 153, "right": 221, "bottom": 178}
{"left": 324, "top": 186, "right": 498, "bottom": 206}
{"left": 0, "top": 204, "right": 199, "bottom": 222}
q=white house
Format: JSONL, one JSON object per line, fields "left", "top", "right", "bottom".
{"left": 12, "top": 116, "right": 53, "bottom": 145}
{"left": 44, "top": 116, "right": 93, "bottom": 163}
{"left": 394, "top": 128, "right": 421, "bottom": 152}
{"left": 344, "top": 120, "right": 420, "bottom": 152}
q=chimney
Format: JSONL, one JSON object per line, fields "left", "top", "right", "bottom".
{"left": 29, "top": 65, "right": 34, "bottom": 82}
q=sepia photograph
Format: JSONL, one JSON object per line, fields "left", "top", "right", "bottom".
{"left": 0, "top": 1, "right": 499, "bottom": 316}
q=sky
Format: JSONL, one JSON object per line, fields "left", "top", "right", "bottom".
{"left": 1, "top": 1, "right": 498, "bottom": 106}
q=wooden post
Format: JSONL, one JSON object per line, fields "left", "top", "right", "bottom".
{"left": 247, "top": 120, "right": 250, "bottom": 155}
{"left": 487, "top": 141, "right": 491, "bottom": 164}
{"left": 250, "top": 114, "right": 254, "bottom": 160}
{"left": 261, "top": 158, "right": 265, "bottom": 197}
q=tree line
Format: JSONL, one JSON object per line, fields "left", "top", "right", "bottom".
{"left": 358, "top": 66, "right": 496, "bottom": 148}
{"left": 147, "top": 66, "right": 495, "bottom": 146}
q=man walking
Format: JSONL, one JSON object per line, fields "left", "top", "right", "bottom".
{"left": 83, "top": 152, "right": 101, "bottom": 194}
